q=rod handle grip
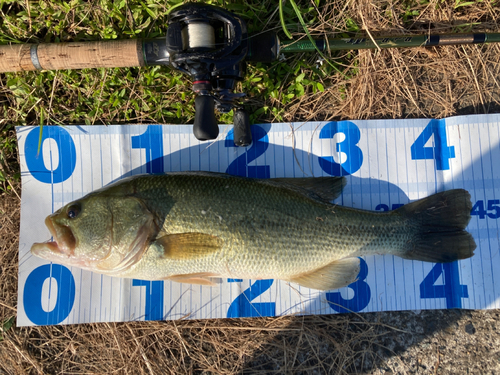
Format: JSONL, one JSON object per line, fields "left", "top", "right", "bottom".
{"left": 0, "top": 39, "right": 144, "bottom": 73}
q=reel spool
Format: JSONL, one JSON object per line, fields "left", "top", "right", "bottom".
{"left": 166, "top": 3, "right": 253, "bottom": 146}
{"left": 181, "top": 22, "right": 216, "bottom": 50}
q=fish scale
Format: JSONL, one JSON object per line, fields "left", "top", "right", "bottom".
{"left": 121, "top": 174, "right": 414, "bottom": 279}
{"left": 31, "top": 172, "right": 476, "bottom": 290}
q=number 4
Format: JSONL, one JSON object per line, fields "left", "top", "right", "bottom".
{"left": 419, "top": 262, "right": 468, "bottom": 309}
{"left": 411, "top": 119, "right": 455, "bottom": 170}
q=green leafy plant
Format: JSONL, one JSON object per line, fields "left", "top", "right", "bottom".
{"left": 0, "top": 0, "right": 358, "bottom": 130}
{"left": 0, "top": 316, "right": 15, "bottom": 341}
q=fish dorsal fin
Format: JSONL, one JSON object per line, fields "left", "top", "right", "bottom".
{"left": 268, "top": 177, "right": 346, "bottom": 203}
{"left": 165, "top": 272, "right": 220, "bottom": 286}
{"left": 155, "top": 233, "right": 223, "bottom": 260}
{"left": 287, "top": 257, "right": 360, "bottom": 290}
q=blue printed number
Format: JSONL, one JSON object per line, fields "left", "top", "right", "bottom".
{"left": 225, "top": 126, "right": 273, "bottom": 317}
{"left": 132, "top": 280, "right": 164, "bottom": 321}
{"left": 131, "top": 126, "right": 165, "bottom": 321}
{"left": 419, "top": 262, "right": 468, "bottom": 309}
{"left": 318, "top": 121, "right": 363, "bottom": 176}
{"left": 326, "top": 258, "right": 371, "bottom": 313}
{"left": 411, "top": 119, "right": 455, "bottom": 170}
{"left": 131, "top": 125, "right": 164, "bottom": 173}
{"left": 25, "top": 126, "right": 77, "bottom": 183}
{"left": 225, "top": 125, "right": 270, "bottom": 178}
{"left": 24, "top": 264, "right": 75, "bottom": 325}
{"left": 227, "top": 279, "right": 275, "bottom": 318}
{"left": 375, "top": 203, "right": 404, "bottom": 211}
{"left": 471, "top": 200, "right": 500, "bottom": 219}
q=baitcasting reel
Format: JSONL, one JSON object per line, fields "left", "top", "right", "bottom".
{"left": 166, "top": 3, "right": 249, "bottom": 145}
{"left": 155, "top": 3, "right": 279, "bottom": 146}
{"left": 0, "top": 2, "right": 279, "bottom": 146}
{"left": 2, "top": 2, "right": 500, "bottom": 145}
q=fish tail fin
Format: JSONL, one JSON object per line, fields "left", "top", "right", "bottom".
{"left": 396, "top": 189, "right": 476, "bottom": 263}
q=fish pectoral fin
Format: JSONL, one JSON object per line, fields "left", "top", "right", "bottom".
{"left": 166, "top": 272, "right": 220, "bottom": 286}
{"left": 287, "top": 257, "right": 360, "bottom": 291}
{"left": 155, "top": 233, "right": 223, "bottom": 260}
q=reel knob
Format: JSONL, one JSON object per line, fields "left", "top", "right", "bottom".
{"left": 193, "top": 95, "right": 219, "bottom": 141}
{"left": 233, "top": 109, "right": 252, "bottom": 147}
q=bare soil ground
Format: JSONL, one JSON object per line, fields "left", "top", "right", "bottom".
{"left": 1, "top": 0, "right": 500, "bottom": 373}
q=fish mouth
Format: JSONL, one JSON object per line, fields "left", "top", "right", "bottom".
{"left": 31, "top": 216, "right": 76, "bottom": 258}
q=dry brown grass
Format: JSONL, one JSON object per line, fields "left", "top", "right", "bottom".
{"left": 1, "top": 179, "right": 407, "bottom": 373}
{"left": 1, "top": 0, "right": 500, "bottom": 373}
{"left": 0, "top": 184, "right": 410, "bottom": 373}
{"left": 0, "top": 312, "right": 408, "bottom": 374}
{"left": 277, "top": 0, "right": 500, "bottom": 123}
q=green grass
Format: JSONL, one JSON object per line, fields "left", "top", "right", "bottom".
{"left": 0, "top": 122, "right": 18, "bottom": 194}
{"left": 0, "top": 0, "right": 344, "bottom": 128}
{"left": 1, "top": 0, "right": 495, "bottom": 189}
{"left": 5, "top": 0, "right": 477, "bottom": 134}
{"left": 0, "top": 0, "right": 322, "bottom": 192}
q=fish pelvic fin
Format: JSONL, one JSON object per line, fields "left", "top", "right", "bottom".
{"left": 155, "top": 232, "right": 223, "bottom": 260}
{"left": 287, "top": 257, "right": 360, "bottom": 291}
{"left": 398, "top": 189, "right": 476, "bottom": 263}
{"left": 165, "top": 272, "right": 220, "bottom": 286}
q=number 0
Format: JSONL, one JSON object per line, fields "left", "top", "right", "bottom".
{"left": 24, "top": 264, "right": 75, "bottom": 325}
{"left": 25, "top": 126, "right": 77, "bottom": 183}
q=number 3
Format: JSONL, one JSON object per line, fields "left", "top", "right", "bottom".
{"left": 326, "top": 258, "right": 371, "bottom": 313}
{"left": 318, "top": 121, "right": 363, "bottom": 176}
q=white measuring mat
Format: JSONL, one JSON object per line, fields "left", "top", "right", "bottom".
{"left": 16, "top": 114, "right": 500, "bottom": 326}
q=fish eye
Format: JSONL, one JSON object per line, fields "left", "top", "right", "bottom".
{"left": 67, "top": 203, "right": 81, "bottom": 219}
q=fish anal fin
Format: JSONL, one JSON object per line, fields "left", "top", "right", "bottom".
{"left": 288, "top": 257, "right": 360, "bottom": 291}
{"left": 166, "top": 272, "right": 220, "bottom": 286}
{"left": 155, "top": 233, "right": 223, "bottom": 260}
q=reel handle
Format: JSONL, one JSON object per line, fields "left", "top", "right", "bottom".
{"left": 193, "top": 95, "right": 219, "bottom": 141}
{"left": 233, "top": 109, "right": 252, "bottom": 147}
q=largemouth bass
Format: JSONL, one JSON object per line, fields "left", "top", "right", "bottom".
{"left": 31, "top": 172, "right": 476, "bottom": 290}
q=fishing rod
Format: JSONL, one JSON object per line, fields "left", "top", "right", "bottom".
{"left": 280, "top": 32, "right": 500, "bottom": 53}
{"left": 1, "top": 2, "right": 499, "bottom": 146}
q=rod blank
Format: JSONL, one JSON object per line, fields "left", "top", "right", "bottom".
{"left": 280, "top": 32, "right": 500, "bottom": 53}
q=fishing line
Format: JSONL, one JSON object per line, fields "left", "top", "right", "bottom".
{"left": 182, "top": 22, "right": 216, "bottom": 49}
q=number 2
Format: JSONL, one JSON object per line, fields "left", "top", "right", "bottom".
{"left": 225, "top": 125, "right": 270, "bottom": 178}
{"left": 227, "top": 279, "right": 275, "bottom": 318}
